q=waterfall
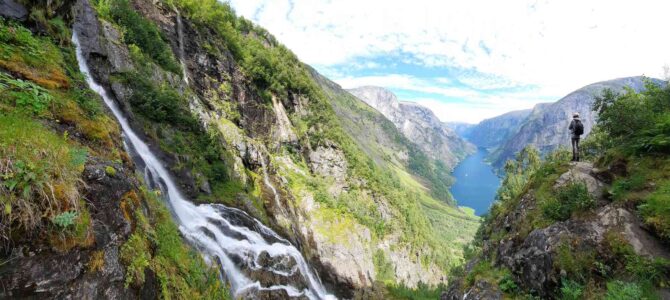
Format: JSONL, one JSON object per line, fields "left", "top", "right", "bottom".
{"left": 175, "top": 9, "right": 189, "bottom": 84}
{"left": 258, "top": 155, "right": 282, "bottom": 210}
{"left": 73, "top": 31, "right": 335, "bottom": 300}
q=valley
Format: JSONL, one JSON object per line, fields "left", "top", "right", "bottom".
{"left": 0, "top": 0, "right": 668, "bottom": 299}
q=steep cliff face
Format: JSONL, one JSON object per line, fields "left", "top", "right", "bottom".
{"left": 0, "top": 0, "right": 479, "bottom": 298}
{"left": 348, "top": 86, "right": 475, "bottom": 170}
{"left": 491, "top": 77, "right": 652, "bottom": 166}
{"left": 464, "top": 109, "right": 532, "bottom": 150}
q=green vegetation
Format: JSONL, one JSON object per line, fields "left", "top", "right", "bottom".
{"left": 0, "top": 113, "right": 87, "bottom": 242}
{"left": 120, "top": 188, "right": 230, "bottom": 299}
{"left": 0, "top": 18, "right": 227, "bottom": 296}
{"left": 542, "top": 181, "right": 594, "bottom": 221}
{"left": 463, "top": 80, "right": 670, "bottom": 298}
{"left": 604, "top": 281, "right": 644, "bottom": 300}
{"left": 560, "top": 279, "right": 584, "bottom": 300}
{"left": 94, "top": 0, "right": 181, "bottom": 73}
{"left": 384, "top": 283, "right": 446, "bottom": 300}
{"left": 589, "top": 81, "right": 670, "bottom": 242}
{"left": 0, "top": 18, "right": 68, "bottom": 89}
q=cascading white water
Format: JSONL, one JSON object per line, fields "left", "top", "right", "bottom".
{"left": 73, "top": 31, "right": 335, "bottom": 300}
{"left": 175, "top": 9, "right": 189, "bottom": 84}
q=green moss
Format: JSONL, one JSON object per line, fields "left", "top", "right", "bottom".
{"left": 0, "top": 19, "right": 68, "bottom": 89}
{"left": 105, "top": 166, "right": 116, "bottom": 177}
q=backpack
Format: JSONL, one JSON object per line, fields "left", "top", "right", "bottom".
{"left": 574, "top": 120, "right": 584, "bottom": 135}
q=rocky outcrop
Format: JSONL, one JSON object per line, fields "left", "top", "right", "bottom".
{"left": 446, "top": 162, "right": 670, "bottom": 299}
{"left": 348, "top": 86, "right": 475, "bottom": 169}
{"left": 308, "top": 143, "right": 348, "bottom": 195}
{"left": 0, "top": 159, "right": 137, "bottom": 299}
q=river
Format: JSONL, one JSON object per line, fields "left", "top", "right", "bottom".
{"left": 450, "top": 148, "right": 501, "bottom": 216}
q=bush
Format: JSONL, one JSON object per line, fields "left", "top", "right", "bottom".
{"left": 542, "top": 181, "right": 594, "bottom": 221}
{"left": 604, "top": 281, "right": 643, "bottom": 300}
{"left": 560, "top": 279, "right": 583, "bottom": 300}
{"left": 117, "top": 72, "right": 196, "bottom": 128}
{"left": 592, "top": 80, "right": 670, "bottom": 155}
{"left": 0, "top": 72, "right": 53, "bottom": 114}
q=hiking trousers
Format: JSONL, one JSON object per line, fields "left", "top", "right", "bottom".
{"left": 572, "top": 137, "right": 580, "bottom": 161}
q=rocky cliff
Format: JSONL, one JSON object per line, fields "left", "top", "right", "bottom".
{"left": 0, "top": 0, "right": 479, "bottom": 298}
{"left": 463, "top": 109, "right": 532, "bottom": 150}
{"left": 348, "top": 86, "right": 475, "bottom": 170}
{"left": 444, "top": 151, "right": 670, "bottom": 299}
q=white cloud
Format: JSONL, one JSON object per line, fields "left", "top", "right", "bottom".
{"left": 227, "top": 0, "right": 670, "bottom": 122}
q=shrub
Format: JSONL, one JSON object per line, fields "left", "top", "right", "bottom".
{"left": 107, "top": 0, "right": 181, "bottom": 74}
{"left": 498, "top": 273, "right": 518, "bottom": 293}
{"left": 560, "top": 279, "right": 584, "bottom": 300}
{"left": 604, "top": 281, "right": 643, "bottom": 300}
{"left": 542, "top": 181, "right": 594, "bottom": 221}
{"left": 51, "top": 211, "right": 78, "bottom": 229}
{"left": 0, "top": 72, "right": 53, "bottom": 115}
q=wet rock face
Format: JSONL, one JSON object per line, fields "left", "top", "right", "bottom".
{"left": 73, "top": 0, "right": 134, "bottom": 84}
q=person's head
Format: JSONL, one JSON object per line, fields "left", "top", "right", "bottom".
{"left": 573, "top": 112, "right": 580, "bottom": 119}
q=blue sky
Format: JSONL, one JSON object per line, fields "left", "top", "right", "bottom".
{"left": 228, "top": 0, "right": 670, "bottom": 123}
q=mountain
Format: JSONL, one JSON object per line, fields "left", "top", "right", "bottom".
{"left": 348, "top": 86, "right": 475, "bottom": 170}
{"left": 464, "top": 109, "right": 533, "bottom": 150}
{"left": 0, "top": 0, "right": 478, "bottom": 298}
{"left": 445, "top": 121, "right": 475, "bottom": 138}
{"left": 488, "top": 77, "right": 654, "bottom": 166}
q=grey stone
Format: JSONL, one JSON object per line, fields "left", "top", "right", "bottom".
{"left": 0, "top": 0, "right": 27, "bottom": 21}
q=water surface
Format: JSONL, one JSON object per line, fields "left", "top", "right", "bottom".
{"left": 450, "top": 148, "right": 501, "bottom": 216}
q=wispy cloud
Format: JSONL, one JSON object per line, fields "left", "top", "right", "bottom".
{"left": 228, "top": 0, "right": 670, "bottom": 122}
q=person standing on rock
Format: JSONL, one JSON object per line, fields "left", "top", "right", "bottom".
{"left": 569, "top": 112, "right": 584, "bottom": 161}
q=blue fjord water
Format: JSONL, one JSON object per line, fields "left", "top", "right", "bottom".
{"left": 450, "top": 148, "right": 501, "bottom": 216}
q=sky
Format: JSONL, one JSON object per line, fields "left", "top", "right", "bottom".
{"left": 228, "top": 0, "right": 670, "bottom": 124}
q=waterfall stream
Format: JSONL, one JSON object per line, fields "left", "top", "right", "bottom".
{"left": 73, "top": 31, "right": 335, "bottom": 300}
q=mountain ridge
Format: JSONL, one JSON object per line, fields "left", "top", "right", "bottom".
{"left": 348, "top": 85, "right": 475, "bottom": 170}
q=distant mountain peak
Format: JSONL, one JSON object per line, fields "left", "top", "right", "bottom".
{"left": 348, "top": 86, "right": 475, "bottom": 169}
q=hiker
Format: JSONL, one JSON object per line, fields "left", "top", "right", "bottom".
{"left": 569, "top": 112, "right": 584, "bottom": 161}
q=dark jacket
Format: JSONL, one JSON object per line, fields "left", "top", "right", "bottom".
{"left": 569, "top": 118, "right": 582, "bottom": 139}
